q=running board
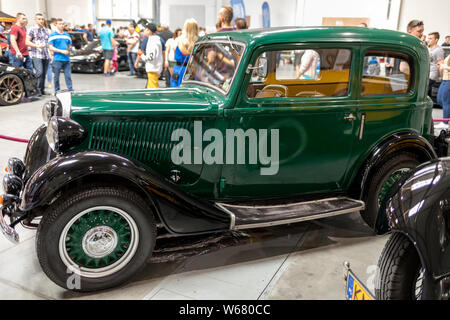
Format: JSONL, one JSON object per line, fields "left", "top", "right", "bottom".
{"left": 216, "top": 197, "right": 365, "bottom": 230}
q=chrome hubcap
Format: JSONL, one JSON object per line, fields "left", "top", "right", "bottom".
{"left": 82, "top": 226, "right": 118, "bottom": 259}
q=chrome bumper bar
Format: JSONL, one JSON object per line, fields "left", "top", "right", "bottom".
{"left": 0, "top": 205, "right": 19, "bottom": 244}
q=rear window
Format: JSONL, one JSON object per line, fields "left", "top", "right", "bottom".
{"left": 362, "top": 50, "right": 414, "bottom": 96}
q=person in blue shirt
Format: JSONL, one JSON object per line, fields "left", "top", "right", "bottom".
{"left": 99, "top": 20, "right": 117, "bottom": 76}
{"left": 48, "top": 18, "right": 73, "bottom": 92}
{"left": 82, "top": 25, "right": 94, "bottom": 43}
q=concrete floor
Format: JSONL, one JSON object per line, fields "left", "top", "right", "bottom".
{"left": 0, "top": 73, "right": 444, "bottom": 300}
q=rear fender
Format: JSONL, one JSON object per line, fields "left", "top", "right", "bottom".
{"left": 20, "top": 151, "right": 231, "bottom": 235}
{"left": 350, "top": 131, "right": 437, "bottom": 233}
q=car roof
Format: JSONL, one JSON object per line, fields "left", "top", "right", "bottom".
{"left": 203, "top": 26, "right": 425, "bottom": 53}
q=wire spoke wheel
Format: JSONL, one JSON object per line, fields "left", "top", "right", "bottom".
{"left": 59, "top": 206, "right": 140, "bottom": 279}
{"left": 377, "top": 168, "right": 411, "bottom": 208}
{"left": 0, "top": 74, "right": 24, "bottom": 105}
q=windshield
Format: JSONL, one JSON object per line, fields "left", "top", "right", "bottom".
{"left": 183, "top": 41, "right": 245, "bottom": 94}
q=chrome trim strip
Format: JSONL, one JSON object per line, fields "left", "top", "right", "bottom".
{"left": 56, "top": 91, "right": 72, "bottom": 119}
{"left": 359, "top": 113, "right": 366, "bottom": 141}
{"left": 233, "top": 201, "right": 365, "bottom": 230}
{"left": 219, "top": 197, "right": 347, "bottom": 210}
{"left": 215, "top": 203, "right": 236, "bottom": 230}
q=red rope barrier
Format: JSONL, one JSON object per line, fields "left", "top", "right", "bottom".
{"left": 434, "top": 119, "right": 450, "bottom": 122}
{"left": 0, "top": 135, "right": 29, "bottom": 144}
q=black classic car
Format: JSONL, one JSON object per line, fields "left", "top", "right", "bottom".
{"left": 0, "top": 63, "right": 38, "bottom": 106}
{"left": 70, "top": 39, "right": 129, "bottom": 73}
{"left": 376, "top": 155, "right": 450, "bottom": 300}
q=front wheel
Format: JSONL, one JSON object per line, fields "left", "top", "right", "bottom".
{"left": 36, "top": 186, "right": 156, "bottom": 292}
{"left": 376, "top": 233, "right": 426, "bottom": 300}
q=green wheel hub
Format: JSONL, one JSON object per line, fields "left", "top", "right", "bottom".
{"left": 65, "top": 209, "right": 132, "bottom": 269}
{"left": 378, "top": 168, "right": 410, "bottom": 207}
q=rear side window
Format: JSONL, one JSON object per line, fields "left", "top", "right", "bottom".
{"left": 362, "top": 50, "right": 414, "bottom": 96}
{"left": 247, "top": 48, "right": 352, "bottom": 99}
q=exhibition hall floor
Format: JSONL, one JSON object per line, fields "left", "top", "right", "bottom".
{"left": 0, "top": 73, "right": 441, "bottom": 300}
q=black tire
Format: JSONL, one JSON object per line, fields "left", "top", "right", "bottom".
{"left": 361, "top": 153, "right": 420, "bottom": 228}
{"left": 0, "top": 74, "right": 24, "bottom": 106}
{"left": 376, "top": 233, "right": 424, "bottom": 300}
{"left": 36, "top": 186, "right": 156, "bottom": 292}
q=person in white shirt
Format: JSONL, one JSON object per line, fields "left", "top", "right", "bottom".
{"left": 427, "top": 32, "right": 445, "bottom": 97}
{"left": 140, "top": 24, "right": 163, "bottom": 88}
{"left": 297, "top": 50, "right": 320, "bottom": 80}
{"left": 126, "top": 24, "right": 140, "bottom": 76}
{"left": 165, "top": 28, "right": 182, "bottom": 79}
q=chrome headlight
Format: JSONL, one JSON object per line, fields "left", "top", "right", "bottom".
{"left": 46, "top": 117, "right": 59, "bottom": 152}
{"left": 45, "top": 117, "right": 86, "bottom": 153}
{"left": 42, "top": 100, "right": 59, "bottom": 123}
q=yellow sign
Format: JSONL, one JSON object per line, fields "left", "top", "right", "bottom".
{"left": 346, "top": 271, "right": 375, "bottom": 300}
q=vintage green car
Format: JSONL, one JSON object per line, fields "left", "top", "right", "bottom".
{"left": 1, "top": 27, "right": 445, "bottom": 292}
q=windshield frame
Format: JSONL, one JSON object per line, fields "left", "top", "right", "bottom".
{"left": 182, "top": 39, "right": 247, "bottom": 96}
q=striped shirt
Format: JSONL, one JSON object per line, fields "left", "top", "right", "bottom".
{"left": 49, "top": 32, "right": 72, "bottom": 62}
{"left": 28, "top": 26, "right": 50, "bottom": 59}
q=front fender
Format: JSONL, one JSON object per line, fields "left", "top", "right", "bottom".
{"left": 382, "top": 158, "right": 450, "bottom": 279}
{"left": 20, "top": 151, "right": 231, "bottom": 235}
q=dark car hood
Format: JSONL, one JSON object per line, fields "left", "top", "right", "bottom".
{"left": 70, "top": 85, "right": 226, "bottom": 117}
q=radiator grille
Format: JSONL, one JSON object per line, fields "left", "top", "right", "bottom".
{"left": 88, "top": 121, "right": 191, "bottom": 162}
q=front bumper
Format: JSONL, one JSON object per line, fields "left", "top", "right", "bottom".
{"left": 1, "top": 158, "right": 29, "bottom": 244}
{"left": 0, "top": 206, "right": 19, "bottom": 244}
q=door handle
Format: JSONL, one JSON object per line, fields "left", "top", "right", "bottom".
{"left": 344, "top": 113, "right": 356, "bottom": 121}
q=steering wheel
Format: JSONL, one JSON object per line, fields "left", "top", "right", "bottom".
{"left": 261, "top": 85, "right": 288, "bottom": 97}
{"left": 295, "top": 91, "right": 326, "bottom": 97}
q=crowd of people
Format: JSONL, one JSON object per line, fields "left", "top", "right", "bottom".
{"left": 403, "top": 20, "right": 449, "bottom": 126}
{"left": 0, "top": 6, "right": 447, "bottom": 115}
{"left": 0, "top": 5, "right": 248, "bottom": 95}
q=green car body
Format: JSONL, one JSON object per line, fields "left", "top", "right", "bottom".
{"left": 69, "top": 27, "right": 434, "bottom": 200}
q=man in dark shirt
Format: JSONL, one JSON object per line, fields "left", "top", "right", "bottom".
{"left": 217, "top": 6, "right": 235, "bottom": 32}
{"left": 443, "top": 36, "right": 450, "bottom": 47}
{"left": 83, "top": 25, "right": 94, "bottom": 43}
{"left": 9, "top": 13, "right": 35, "bottom": 71}
{"left": 158, "top": 25, "right": 173, "bottom": 43}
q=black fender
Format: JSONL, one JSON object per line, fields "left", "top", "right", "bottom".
{"left": 23, "top": 124, "right": 56, "bottom": 181}
{"left": 380, "top": 158, "right": 450, "bottom": 280}
{"left": 351, "top": 131, "right": 437, "bottom": 231}
{"left": 20, "top": 151, "right": 231, "bottom": 235}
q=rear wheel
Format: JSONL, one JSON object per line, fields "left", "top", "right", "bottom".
{"left": 361, "top": 153, "right": 420, "bottom": 228}
{"left": 376, "top": 233, "right": 425, "bottom": 300}
{"left": 36, "top": 186, "right": 156, "bottom": 292}
{"left": 0, "top": 74, "right": 24, "bottom": 106}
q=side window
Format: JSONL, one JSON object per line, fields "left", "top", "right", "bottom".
{"left": 247, "top": 48, "right": 352, "bottom": 99}
{"left": 362, "top": 50, "right": 414, "bottom": 96}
